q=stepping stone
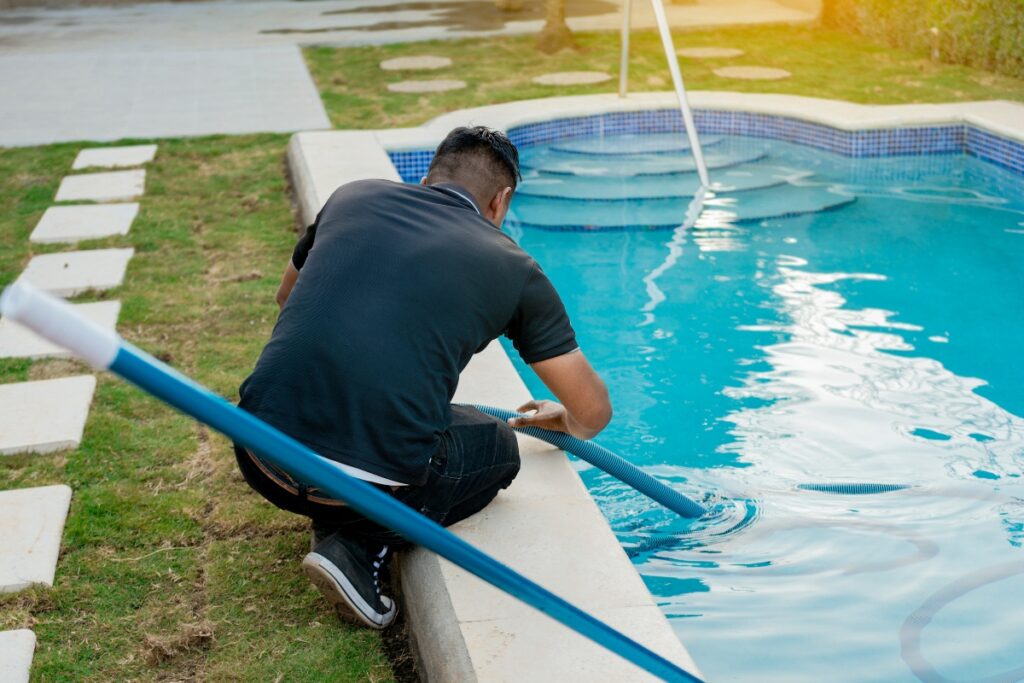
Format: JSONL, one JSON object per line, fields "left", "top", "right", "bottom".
{"left": 17, "top": 248, "right": 134, "bottom": 297}
{"left": 380, "top": 56, "right": 452, "bottom": 71}
{"left": 0, "top": 485, "right": 72, "bottom": 592}
{"left": 55, "top": 169, "right": 145, "bottom": 203}
{"left": 29, "top": 204, "right": 139, "bottom": 244}
{"left": 713, "top": 66, "right": 791, "bottom": 80}
{"left": 0, "top": 630, "right": 35, "bottom": 683}
{"left": 532, "top": 71, "right": 612, "bottom": 86}
{"left": 387, "top": 80, "right": 466, "bottom": 93}
{"left": 72, "top": 144, "right": 158, "bottom": 170}
{"left": 0, "top": 376, "right": 96, "bottom": 456}
{"left": 678, "top": 47, "right": 744, "bottom": 59}
{"left": 0, "top": 301, "right": 120, "bottom": 360}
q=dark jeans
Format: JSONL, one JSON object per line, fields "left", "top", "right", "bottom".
{"left": 234, "top": 404, "right": 521, "bottom": 548}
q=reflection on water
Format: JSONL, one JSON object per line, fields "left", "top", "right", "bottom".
{"left": 504, "top": 136, "right": 1024, "bottom": 682}
{"left": 725, "top": 263, "right": 1024, "bottom": 485}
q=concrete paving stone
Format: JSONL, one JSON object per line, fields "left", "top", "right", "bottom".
{"left": 72, "top": 144, "right": 158, "bottom": 170}
{"left": 29, "top": 204, "right": 139, "bottom": 244}
{"left": 387, "top": 79, "right": 466, "bottom": 93}
{"left": 0, "top": 630, "right": 35, "bottom": 683}
{"left": 0, "top": 301, "right": 121, "bottom": 360}
{"left": 55, "top": 169, "right": 145, "bottom": 203}
{"left": 0, "top": 377, "right": 96, "bottom": 456}
{"left": 17, "top": 248, "right": 134, "bottom": 297}
{"left": 0, "top": 485, "right": 73, "bottom": 593}
{"left": 532, "top": 71, "right": 613, "bottom": 86}
{"left": 713, "top": 65, "right": 792, "bottom": 80}
{"left": 678, "top": 46, "right": 744, "bottom": 58}
{"left": 380, "top": 55, "right": 452, "bottom": 71}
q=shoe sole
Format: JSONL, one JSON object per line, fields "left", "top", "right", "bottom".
{"left": 301, "top": 552, "right": 397, "bottom": 629}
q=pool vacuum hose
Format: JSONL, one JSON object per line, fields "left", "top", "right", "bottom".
{"left": 471, "top": 404, "right": 708, "bottom": 519}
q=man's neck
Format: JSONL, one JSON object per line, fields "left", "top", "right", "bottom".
{"left": 428, "top": 181, "right": 483, "bottom": 216}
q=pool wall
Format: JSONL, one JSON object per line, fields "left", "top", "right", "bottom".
{"left": 286, "top": 91, "right": 1024, "bottom": 682}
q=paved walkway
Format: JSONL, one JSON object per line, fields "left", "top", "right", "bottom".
{"left": 0, "top": 0, "right": 816, "bottom": 146}
{"left": 0, "top": 45, "right": 330, "bottom": 146}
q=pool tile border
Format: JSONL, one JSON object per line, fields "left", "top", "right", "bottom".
{"left": 390, "top": 106, "right": 1024, "bottom": 182}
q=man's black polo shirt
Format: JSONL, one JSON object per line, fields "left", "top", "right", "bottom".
{"left": 238, "top": 179, "right": 577, "bottom": 485}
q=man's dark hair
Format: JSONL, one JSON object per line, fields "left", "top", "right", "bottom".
{"left": 425, "top": 126, "right": 522, "bottom": 197}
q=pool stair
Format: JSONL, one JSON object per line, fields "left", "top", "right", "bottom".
{"left": 553, "top": 133, "right": 723, "bottom": 156}
{"left": 520, "top": 147, "right": 766, "bottom": 176}
{"left": 517, "top": 165, "right": 812, "bottom": 199}
{"left": 510, "top": 141, "right": 856, "bottom": 231}
{"left": 509, "top": 183, "right": 854, "bottom": 230}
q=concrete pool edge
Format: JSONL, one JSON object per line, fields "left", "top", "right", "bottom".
{"left": 286, "top": 130, "right": 703, "bottom": 682}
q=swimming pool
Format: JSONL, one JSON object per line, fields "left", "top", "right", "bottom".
{"left": 500, "top": 131, "right": 1024, "bottom": 682}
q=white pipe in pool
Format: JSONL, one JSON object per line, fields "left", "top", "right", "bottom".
{"left": 646, "top": 0, "right": 711, "bottom": 187}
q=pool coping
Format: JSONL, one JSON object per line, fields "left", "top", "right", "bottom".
{"left": 286, "top": 91, "right": 1024, "bottom": 682}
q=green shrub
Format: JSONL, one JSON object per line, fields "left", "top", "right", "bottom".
{"left": 822, "top": 0, "right": 1024, "bottom": 79}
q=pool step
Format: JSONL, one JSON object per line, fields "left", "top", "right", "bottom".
{"left": 507, "top": 184, "right": 855, "bottom": 231}
{"left": 520, "top": 149, "right": 768, "bottom": 177}
{"left": 518, "top": 165, "right": 814, "bottom": 200}
{"left": 550, "top": 133, "right": 723, "bottom": 156}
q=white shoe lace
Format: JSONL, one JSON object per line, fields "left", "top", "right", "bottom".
{"left": 371, "top": 545, "right": 389, "bottom": 598}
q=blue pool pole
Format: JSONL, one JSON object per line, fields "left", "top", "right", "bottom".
{"left": 0, "top": 282, "right": 703, "bottom": 683}
{"left": 471, "top": 405, "right": 707, "bottom": 519}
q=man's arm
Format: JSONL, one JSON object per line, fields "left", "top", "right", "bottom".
{"left": 276, "top": 261, "right": 299, "bottom": 309}
{"left": 508, "top": 350, "right": 611, "bottom": 440}
{"left": 277, "top": 210, "right": 321, "bottom": 309}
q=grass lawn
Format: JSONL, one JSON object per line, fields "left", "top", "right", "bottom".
{"left": 305, "top": 23, "right": 1024, "bottom": 130}
{"left": 0, "top": 137, "right": 395, "bottom": 681}
{"left": 1, "top": 21, "right": 1023, "bottom": 683}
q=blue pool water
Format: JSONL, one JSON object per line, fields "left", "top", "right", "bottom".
{"left": 501, "top": 133, "right": 1024, "bottom": 682}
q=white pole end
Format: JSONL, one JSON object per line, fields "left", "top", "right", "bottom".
{"left": 0, "top": 282, "right": 119, "bottom": 369}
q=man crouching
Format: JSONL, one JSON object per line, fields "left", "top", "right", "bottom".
{"left": 235, "top": 126, "right": 611, "bottom": 628}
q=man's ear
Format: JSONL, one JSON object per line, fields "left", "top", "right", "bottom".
{"left": 487, "top": 186, "right": 513, "bottom": 219}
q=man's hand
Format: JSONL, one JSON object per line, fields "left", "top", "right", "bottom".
{"left": 508, "top": 399, "right": 570, "bottom": 433}
{"left": 521, "top": 350, "right": 611, "bottom": 440}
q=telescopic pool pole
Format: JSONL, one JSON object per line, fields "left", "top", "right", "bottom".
{"left": 649, "top": 0, "right": 710, "bottom": 188}
{"left": 0, "top": 282, "right": 703, "bottom": 683}
{"left": 619, "top": 0, "right": 632, "bottom": 97}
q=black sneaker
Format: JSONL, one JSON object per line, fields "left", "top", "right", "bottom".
{"left": 301, "top": 533, "right": 397, "bottom": 629}
{"left": 310, "top": 521, "right": 335, "bottom": 552}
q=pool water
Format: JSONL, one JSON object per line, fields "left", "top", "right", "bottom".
{"left": 501, "top": 133, "right": 1024, "bottom": 682}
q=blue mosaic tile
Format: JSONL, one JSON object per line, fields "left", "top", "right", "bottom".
{"left": 390, "top": 149, "right": 435, "bottom": 183}
{"left": 387, "top": 109, "right": 1024, "bottom": 180}
{"left": 966, "top": 127, "right": 1024, "bottom": 174}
